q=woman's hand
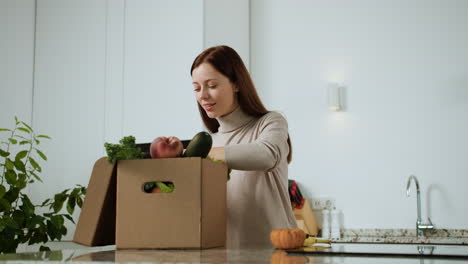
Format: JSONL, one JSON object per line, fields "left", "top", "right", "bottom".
{"left": 208, "top": 146, "right": 225, "bottom": 161}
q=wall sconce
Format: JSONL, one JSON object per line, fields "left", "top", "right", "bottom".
{"left": 328, "top": 83, "right": 342, "bottom": 111}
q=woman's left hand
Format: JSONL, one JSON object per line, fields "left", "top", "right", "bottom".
{"left": 208, "top": 146, "right": 225, "bottom": 161}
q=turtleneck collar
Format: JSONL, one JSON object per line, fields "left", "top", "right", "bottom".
{"left": 216, "top": 106, "right": 255, "bottom": 133}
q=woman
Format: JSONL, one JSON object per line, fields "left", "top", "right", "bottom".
{"left": 191, "top": 45, "right": 297, "bottom": 249}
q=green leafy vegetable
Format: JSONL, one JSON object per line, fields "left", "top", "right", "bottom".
{"left": 104, "top": 136, "right": 144, "bottom": 163}
{"left": 155, "top": 182, "right": 174, "bottom": 193}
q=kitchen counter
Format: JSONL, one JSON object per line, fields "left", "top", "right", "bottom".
{"left": 1, "top": 241, "right": 468, "bottom": 263}
{"left": 335, "top": 229, "right": 468, "bottom": 245}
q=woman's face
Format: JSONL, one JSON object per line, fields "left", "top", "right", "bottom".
{"left": 192, "top": 63, "right": 239, "bottom": 119}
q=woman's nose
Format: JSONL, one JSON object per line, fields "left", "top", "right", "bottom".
{"left": 199, "top": 88, "right": 209, "bottom": 99}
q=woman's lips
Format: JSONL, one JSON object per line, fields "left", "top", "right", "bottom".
{"left": 203, "top": 103, "right": 215, "bottom": 111}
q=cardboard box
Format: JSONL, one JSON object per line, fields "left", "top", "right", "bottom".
{"left": 73, "top": 157, "right": 117, "bottom": 246}
{"left": 116, "top": 157, "right": 227, "bottom": 249}
{"left": 293, "top": 199, "right": 319, "bottom": 236}
{"left": 73, "top": 156, "right": 227, "bottom": 249}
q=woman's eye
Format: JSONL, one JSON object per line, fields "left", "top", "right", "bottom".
{"left": 208, "top": 85, "right": 217, "bottom": 88}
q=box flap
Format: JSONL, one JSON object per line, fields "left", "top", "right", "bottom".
{"left": 73, "top": 157, "right": 116, "bottom": 246}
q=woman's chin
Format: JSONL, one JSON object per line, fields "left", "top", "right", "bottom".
{"left": 206, "top": 111, "right": 218, "bottom": 119}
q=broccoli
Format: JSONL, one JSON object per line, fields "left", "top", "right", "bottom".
{"left": 104, "top": 135, "right": 144, "bottom": 163}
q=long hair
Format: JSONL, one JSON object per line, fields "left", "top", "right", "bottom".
{"left": 190, "top": 45, "right": 292, "bottom": 163}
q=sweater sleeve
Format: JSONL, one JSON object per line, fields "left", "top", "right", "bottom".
{"left": 224, "top": 112, "right": 290, "bottom": 171}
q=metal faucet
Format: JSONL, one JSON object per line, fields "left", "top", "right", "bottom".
{"left": 406, "top": 175, "right": 434, "bottom": 238}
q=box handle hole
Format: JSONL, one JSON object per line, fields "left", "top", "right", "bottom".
{"left": 143, "top": 181, "right": 175, "bottom": 193}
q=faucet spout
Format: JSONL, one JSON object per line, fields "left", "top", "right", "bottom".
{"left": 406, "top": 175, "right": 434, "bottom": 237}
{"left": 406, "top": 175, "right": 422, "bottom": 224}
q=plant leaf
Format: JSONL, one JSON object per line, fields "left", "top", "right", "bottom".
{"left": 0, "top": 219, "right": 5, "bottom": 232}
{"left": 41, "top": 198, "right": 51, "bottom": 207}
{"left": 0, "top": 185, "right": 6, "bottom": 198}
{"left": 0, "top": 149, "right": 10, "bottom": 157}
{"left": 5, "top": 170, "right": 18, "bottom": 185}
{"left": 35, "top": 149, "right": 47, "bottom": 161}
{"left": 20, "top": 121, "right": 33, "bottom": 133}
{"left": 30, "top": 171, "right": 43, "bottom": 183}
{"left": 14, "top": 135, "right": 28, "bottom": 140}
{"left": 16, "top": 173, "right": 27, "bottom": 189}
{"left": 28, "top": 215, "right": 45, "bottom": 229}
{"left": 15, "top": 150, "right": 28, "bottom": 161}
{"left": 19, "top": 140, "right": 31, "bottom": 145}
{"left": 0, "top": 128, "right": 11, "bottom": 132}
{"left": 30, "top": 231, "right": 47, "bottom": 245}
{"left": 20, "top": 195, "right": 35, "bottom": 216}
{"left": 12, "top": 210, "right": 25, "bottom": 226}
{"left": 52, "top": 193, "right": 67, "bottom": 213}
{"left": 29, "top": 157, "right": 41, "bottom": 172}
{"left": 66, "top": 195, "right": 76, "bottom": 215}
{"left": 5, "top": 158, "right": 14, "bottom": 170}
{"left": 39, "top": 245, "right": 51, "bottom": 251}
{"left": 17, "top": 127, "right": 30, "bottom": 134}
{"left": 4, "top": 216, "right": 19, "bottom": 229}
{"left": 76, "top": 196, "right": 83, "bottom": 208}
{"left": 3, "top": 187, "right": 19, "bottom": 203}
{"left": 62, "top": 214, "right": 75, "bottom": 224}
{"left": 34, "top": 138, "right": 40, "bottom": 145}
{"left": 36, "top": 135, "right": 51, "bottom": 139}
{"left": 50, "top": 215, "right": 64, "bottom": 229}
{"left": 0, "top": 198, "right": 12, "bottom": 211}
{"left": 8, "top": 138, "right": 18, "bottom": 145}
{"left": 14, "top": 159, "right": 26, "bottom": 173}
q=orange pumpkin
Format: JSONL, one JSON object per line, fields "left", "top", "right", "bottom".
{"left": 270, "top": 228, "right": 306, "bottom": 249}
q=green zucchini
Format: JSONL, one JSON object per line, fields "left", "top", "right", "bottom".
{"left": 183, "top": 132, "right": 212, "bottom": 158}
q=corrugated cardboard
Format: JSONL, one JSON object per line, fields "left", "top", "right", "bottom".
{"left": 73, "top": 157, "right": 117, "bottom": 246}
{"left": 116, "top": 157, "right": 227, "bottom": 249}
{"left": 293, "top": 199, "right": 318, "bottom": 236}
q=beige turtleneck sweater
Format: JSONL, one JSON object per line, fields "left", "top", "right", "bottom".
{"left": 211, "top": 106, "right": 298, "bottom": 249}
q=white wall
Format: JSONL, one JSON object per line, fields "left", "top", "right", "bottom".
{"left": 0, "top": 0, "right": 35, "bottom": 126}
{"left": 251, "top": 0, "right": 468, "bottom": 229}
{"left": 204, "top": 0, "right": 250, "bottom": 69}
{"left": 31, "top": 0, "right": 108, "bottom": 239}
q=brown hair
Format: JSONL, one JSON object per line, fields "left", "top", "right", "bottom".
{"left": 190, "top": 45, "right": 292, "bottom": 163}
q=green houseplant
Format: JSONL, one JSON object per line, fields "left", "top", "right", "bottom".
{"left": 0, "top": 117, "right": 86, "bottom": 254}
